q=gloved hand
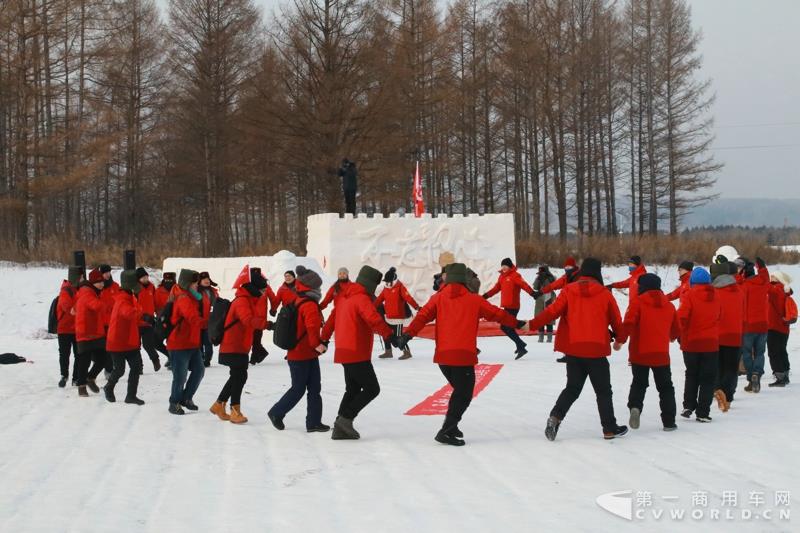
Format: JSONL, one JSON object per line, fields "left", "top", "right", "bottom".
{"left": 756, "top": 257, "right": 766, "bottom": 268}
{"left": 606, "top": 285, "right": 613, "bottom": 291}
{"left": 481, "top": 293, "right": 489, "bottom": 299}
{"left": 269, "top": 308, "right": 277, "bottom": 317}
{"left": 531, "top": 290, "right": 542, "bottom": 300}
{"left": 250, "top": 343, "right": 269, "bottom": 365}
{"left": 608, "top": 329, "right": 617, "bottom": 341}
{"left": 265, "top": 321, "right": 274, "bottom": 331}
{"left": 394, "top": 333, "right": 412, "bottom": 350}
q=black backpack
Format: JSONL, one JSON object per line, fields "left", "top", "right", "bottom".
{"left": 154, "top": 300, "right": 178, "bottom": 341}
{"left": 272, "top": 299, "right": 315, "bottom": 350}
{"left": 208, "top": 297, "right": 240, "bottom": 346}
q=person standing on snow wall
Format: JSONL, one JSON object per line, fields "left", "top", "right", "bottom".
{"left": 536, "top": 256, "right": 581, "bottom": 363}
{"left": 56, "top": 266, "right": 84, "bottom": 387}
{"left": 74, "top": 268, "right": 110, "bottom": 397}
{"left": 528, "top": 258, "right": 628, "bottom": 441}
{"left": 482, "top": 258, "right": 535, "bottom": 360}
{"left": 398, "top": 263, "right": 524, "bottom": 446}
{"left": 103, "top": 270, "right": 145, "bottom": 406}
{"left": 320, "top": 266, "right": 398, "bottom": 440}
{"left": 268, "top": 266, "right": 330, "bottom": 433}
{"left": 338, "top": 158, "right": 358, "bottom": 215}
{"left": 376, "top": 267, "right": 419, "bottom": 360}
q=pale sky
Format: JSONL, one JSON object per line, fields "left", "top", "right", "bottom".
{"left": 157, "top": 0, "right": 800, "bottom": 199}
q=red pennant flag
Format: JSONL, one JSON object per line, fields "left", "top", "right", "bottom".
{"left": 232, "top": 264, "right": 250, "bottom": 289}
{"left": 413, "top": 161, "right": 425, "bottom": 217}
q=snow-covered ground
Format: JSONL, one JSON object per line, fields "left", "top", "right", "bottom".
{"left": 0, "top": 262, "right": 798, "bottom": 532}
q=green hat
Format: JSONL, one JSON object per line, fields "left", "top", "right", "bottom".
{"left": 178, "top": 269, "right": 199, "bottom": 290}
{"left": 355, "top": 265, "right": 382, "bottom": 296}
{"left": 121, "top": 270, "right": 141, "bottom": 295}
{"left": 445, "top": 263, "right": 468, "bottom": 285}
{"left": 710, "top": 262, "right": 734, "bottom": 280}
{"left": 67, "top": 266, "right": 84, "bottom": 286}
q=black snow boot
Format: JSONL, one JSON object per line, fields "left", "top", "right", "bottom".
{"left": 124, "top": 396, "right": 145, "bottom": 406}
{"left": 168, "top": 403, "right": 185, "bottom": 415}
{"left": 104, "top": 384, "right": 116, "bottom": 403}
{"left": 515, "top": 347, "right": 528, "bottom": 360}
{"left": 268, "top": 413, "right": 285, "bottom": 430}
{"left": 180, "top": 399, "right": 199, "bottom": 411}
{"left": 151, "top": 357, "right": 161, "bottom": 372}
{"left": 751, "top": 375, "right": 761, "bottom": 393}
{"left": 86, "top": 379, "right": 100, "bottom": 394}
{"left": 545, "top": 416, "right": 561, "bottom": 441}
{"left": 556, "top": 356, "right": 567, "bottom": 363}
{"left": 680, "top": 409, "right": 693, "bottom": 419}
{"left": 435, "top": 428, "right": 466, "bottom": 446}
{"left": 768, "top": 373, "right": 787, "bottom": 388}
{"left": 307, "top": 423, "right": 331, "bottom": 433}
{"left": 603, "top": 425, "right": 629, "bottom": 440}
{"left": 58, "top": 376, "right": 67, "bottom": 388}
{"left": 331, "top": 416, "right": 360, "bottom": 440}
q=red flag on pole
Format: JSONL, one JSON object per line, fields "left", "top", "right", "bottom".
{"left": 413, "top": 161, "right": 425, "bottom": 217}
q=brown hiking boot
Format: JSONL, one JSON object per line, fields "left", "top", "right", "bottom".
{"left": 210, "top": 401, "right": 231, "bottom": 421}
{"left": 78, "top": 385, "right": 89, "bottom": 397}
{"left": 229, "top": 404, "right": 248, "bottom": 424}
{"left": 714, "top": 389, "right": 729, "bottom": 412}
{"left": 399, "top": 348, "right": 412, "bottom": 360}
{"left": 86, "top": 379, "right": 100, "bottom": 393}
{"left": 379, "top": 346, "right": 393, "bottom": 359}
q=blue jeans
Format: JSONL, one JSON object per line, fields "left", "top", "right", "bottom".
{"left": 169, "top": 349, "right": 205, "bottom": 405}
{"left": 269, "top": 358, "right": 322, "bottom": 428}
{"left": 741, "top": 333, "right": 767, "bottom": 380}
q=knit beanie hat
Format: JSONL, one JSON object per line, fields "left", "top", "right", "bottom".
{"left": 579, "top": 258, "right": 603, "bottom": 284}
{"left": 68, "top": 266, "right": 84, "bottom": 286}
{"left": 445, "top": 263, "right": 468, "bottom": 285}
{"left": 629, "top": 255, "right": 642, "bottom": 266}
{"left": 88, "top": 268, "right": 104, "bottom": 284}
{"left": 678, "top": 261, "right": 694, "bottom": 272}
{"left": 99, "top": 264, "right": 112, "bottom": 274}
{"left": 295, "top": 266, "right": 322, "bottom": 290}
{"left": 501, "top": 258, "right": 514, "bottom": 269}
{"left": 637, "top": 273, "right": 662, "bottom": 294}
{"left": 178, "top": 269, "right": 199, "bottom": 290}
{"left": 564, "top": 257, "right": 577, "bottom": 269}
{"left": 121, "top": 270, "right": 141, "bottom": 295}
{"left": 690, "top": 267, "right": 711, "bottom": 286}
{"left": 383, "top": 267, "right": 398, "bottom": 283}
{"left": 135, "top": 267, "right": 148, "bottom": 280}
{"left": 337, "top": 267, "right": 349, "bottom": 278}
{"left": 355, "top": 265, "right": 382, "bottom": 296}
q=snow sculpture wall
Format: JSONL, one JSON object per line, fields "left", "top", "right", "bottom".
{"left": 163, "top": 250, "right": 327, "bottom": 299}
{"left": 306, "top": 212, "right": 516, "bottom": 303}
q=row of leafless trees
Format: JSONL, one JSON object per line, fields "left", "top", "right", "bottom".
{"left": 0, "top": 0, "right": 720, "bottom": 257}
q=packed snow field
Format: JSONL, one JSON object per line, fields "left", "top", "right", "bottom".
{"left": 1, "top": 262, "right": 798, "bottom": 532}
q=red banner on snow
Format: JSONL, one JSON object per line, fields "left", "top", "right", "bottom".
{"left": 404, "top": 363, "right": 503, "bottom": 416}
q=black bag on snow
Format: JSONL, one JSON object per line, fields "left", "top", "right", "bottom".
{"left": 208, "top": 297, "right": 239, "bottom": 346}
{"left": 154, "top": 301, "right": 177, "bottom": 342}
{"left": 272, "top": 299, "right": 315, "bottom": 350}
{"left": 47, "top": 297, "right": 60, "bottom": 334}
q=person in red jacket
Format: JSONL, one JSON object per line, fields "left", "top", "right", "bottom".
{"left": 268, "top": 267, "right": 331, "bottom": 432}
{"left": 167, "top": 269, "right": 209, "bottom": 415}
{"left": 528, "top": 258, "right": 627, "bottom": 441}
{"left": 198, "top": 272, "right": 218, "bottom": 368}
{"left": 740, "top": 257, "right": 770, "bottom": 393}
{"left": 608, "top": 255, "right": 647, "bottom": 305}
{"left": 398, "top": 263, "right": 522, "bottom": 446}
{"left": 136, "top": 267, "right": 164, "bottom": 372}
{"left": 74, "top": 268, "right": 109, "bottom": 397}
{"left": 613, "top": 274, "right": 680, "bottom": 431}
{"left": 103, "top": 270, "right": 145, "bottom": 405}
{"left": 767, "top": 271, "right": 792, "bottom": 387}
{"left": 320, "top": 266, "right": 397, "bottom": 440}
{"left": 677, "top": 267, "right": 721, "bottom": 422}
{"left": 711, "top": 262, "right": 744, "bottom": 411}
{"left": 482, "top": 258, "right": 534, "bottom": 358}
{"left": 56, "top": 266, "right": 84, "bottom": 387}
{"left": 208, "top": 267, "right": 270, "bottom": 424}
{"left": 536, "top": 257, "right": 581, "bottom": 363}
{"left": 320, "top": 267, "right": 351, "bottom": 311}
{"left": 375, "top": 267, "right": 420, "bottom": 360}
{"left": 99, "top": 264, "right": 119, "bottom": 377}
{"left": 666, "top": 261, "right": 694, "bottom": 302}
{"left": 249, "top": 268, "right": 273, "bottom": 366}
{"left": 272, "top": 271, "right": 297, "bottom": 315}
{"left": 154, "top": 272, "right": 176, "bottom": 315}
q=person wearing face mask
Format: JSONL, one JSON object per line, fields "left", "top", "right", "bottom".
{"left": 608, "top": 256, "right": 647, "bottom": 306}
{"left": 155, "top": 272, "right": 176, "bottom": 315}
{"left": 666, "top": 261, "right": 694, "bottom": 302}
{"left": 375, "top": 267, "right": 419, "bottom": 360}
{"left": 166, "top": 269, "right": 208, "bottom": 415}
{"left": 320, "top": 267, "right": 351, "bottom": 311}
{"left": 209, "top": 267, "right": 270, "bottom": 424}
{"left": 534, "top": 257, "right": 581, "bottom": 363}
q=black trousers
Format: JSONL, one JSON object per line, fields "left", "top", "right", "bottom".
{"left": 551, "top": 356, "right": 617, "bottom": 432}
{"left": 218, "top": 354, "right": 249, "bottom": 405}
{"left": 344, "top": 189, "right": 356, "bottom": 215}
{"left": 57, "top": 333, "right": 78, "bottom": 378}
{"left": 627, "top": 364, "right": 676, "bottom": 426}
{"left": 75, "top": 349, "right": 106, "bottom": 386}
{"left": 439, "top": 365, "right": 476, "bottom": 430}
{"left": 338, "top": 361, "right": 380, "bottom": 420}
{"left": 106, "top": 351, "right": 142, "bottom": 398}
{"left": 500, "top": 308, "right": 525, "bottom": 350}
{"left": 717, "top": 345, "right": 740, "bottom": 402}
{"left": 140, "top": 326, "right": 168, "bottom": 361}
{"left": 683, "top": 352, "right": 717, "bottom": 417}
{"left": 767, "top": 330, "right": 790, "bottom": 374}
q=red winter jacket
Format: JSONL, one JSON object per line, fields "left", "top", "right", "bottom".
{"left": 56, "top": 281, "right": 77, "bottom": 334}
{"left": 320, "top": 283, "right": 393, "bottom": 364}
{"left": 167, "top": 287, "right": 208, "bottom": 351}
{"left": 287, "top": 297, "right": 324, "bottom": 361}
{"left": 376, "top": 282, "right": 419, "bottom": 320}
{"left": 406, "top": 283, "right": 518, "bottom": 366}
{"left": 320, "top": 280, "right": 351, "bottom": 311}
{"left": 666, "top": 272, "right": 690, "bottom": 302}
{"left": 138, "top": 282, "right": 156, "bottom": 327}
{"left": 529, "top": 277, "right": 622, "bottom": 358}
{"left": 677, "top": 285, "right": 721, "bottom": 353}
{"left": 154, "top": 284, "right": 172, "bottom": 315}
{"left": 100, "top": 281, "right": 120, "bottom": 328}
{"left": 616, "top": 291, "right": 679, "bottom": 367}
{"left": 107, "top": 291, "right": 143, "bottom": 352}
{"left": 768, "top": 282, "right": 790, "bottom": 335}
{"left": 220, "top": 288, "right": 269, "bottom": 355}
{"left": 714, "top": 279, "right": 744, "bottom": 347}
{"left": 484, "top": 267, "right": 533, "bottom": 309}
{"left": 610, "top": 264, "right": 647, "bottom": 304}
{"left": 275, "top": 283, "right": 296, "bottom": 310}
{"left": 741, "top": 265, "right": 770, "bottom": 334}
{"left": 75, "top": 284, "right": 106, "bottom": 343}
